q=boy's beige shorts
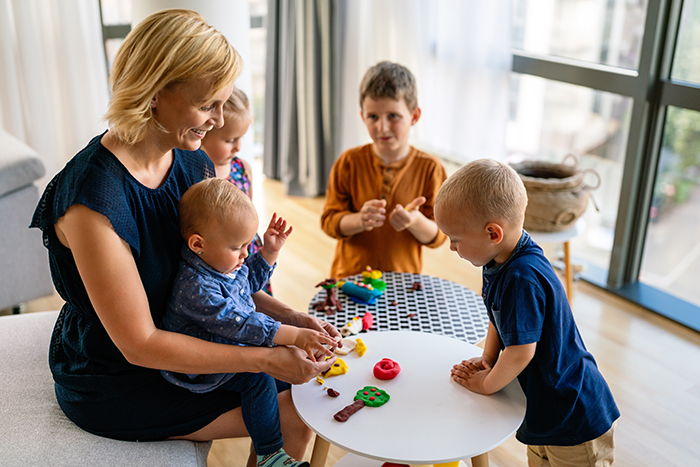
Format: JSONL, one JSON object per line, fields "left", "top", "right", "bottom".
{"left": 527, "top": 421, "right": 616, "bottom": 467}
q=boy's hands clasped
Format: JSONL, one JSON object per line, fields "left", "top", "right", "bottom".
{"left": 358, "top": 196, "right": 428, "bottom": 232}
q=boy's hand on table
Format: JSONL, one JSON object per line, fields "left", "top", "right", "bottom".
{"left": 453, "top": 367, "right": 494, "bottom": 395}
{"left": 389, "top": 196, "right": 426, "bottom": 231}
{"left": 451, "top": 358, "right": 494, "bottom": 395}
{"left": 359, "top": 199, "right": 387, "bottom": 231}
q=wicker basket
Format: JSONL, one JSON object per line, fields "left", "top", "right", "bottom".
{"left": 510, "top": 155, "right": 600, "bottom": 233}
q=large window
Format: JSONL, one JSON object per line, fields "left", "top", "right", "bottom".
{"left": 511, "top": 0, "right": 700, "bottom": 330}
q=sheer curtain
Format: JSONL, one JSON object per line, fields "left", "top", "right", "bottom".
{"left": 0, "top": 0, "right": 110, "bottom": 181}
{"left": 339, "top": 0, "right": 512, "bottom": 164}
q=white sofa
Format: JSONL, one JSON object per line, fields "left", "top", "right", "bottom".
{"left": 0, "top": 311, "right": 212, "bottom": 466}
{"left": 0, "top": 128, "right": 53, "bottom": 311}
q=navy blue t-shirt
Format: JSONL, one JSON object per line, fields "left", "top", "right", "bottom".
{"left": 482, "top": 231, "right": 619, "bottom": 446}
{"left": 28, "top": 133, "right": 254, "bottom": 440}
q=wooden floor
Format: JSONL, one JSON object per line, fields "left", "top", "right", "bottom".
{"left": 15, "top": 171, "right": 700, "bottom": 467}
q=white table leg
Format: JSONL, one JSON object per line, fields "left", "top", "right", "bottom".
{"left": 309, "top": 434, "right": 331, "bottom": 467}
{"left": 470, "top": 452, "right": 489, "bottom": 467}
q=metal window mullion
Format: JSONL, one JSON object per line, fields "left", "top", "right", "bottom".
{"left": 608, "top": 0, "right": 680, "bottom": 288}
{"left": 511, "top": 52, "right": 640, "bottom": 98}
{"left": 660, "top": 80, "right": 700, "bottom": 112}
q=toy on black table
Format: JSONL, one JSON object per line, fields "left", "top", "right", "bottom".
{"left": 311, "top": 278, "right": 342, "bottom": 315}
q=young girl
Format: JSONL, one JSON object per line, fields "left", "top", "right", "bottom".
{"left": 200, "top": 88, "right": 272, "bottom": 294}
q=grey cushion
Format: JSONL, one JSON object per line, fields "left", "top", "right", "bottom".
{"left": 0, "top": 311, "right": 212, "bottom": 466}
{"left": 0, "top": 129, "right": 45, "bottom": 198}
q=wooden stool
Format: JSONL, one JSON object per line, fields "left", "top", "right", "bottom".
{"left": 528, "top": 219, "right": 585, "bottom": 306}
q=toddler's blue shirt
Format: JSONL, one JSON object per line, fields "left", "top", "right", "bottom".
{"left": 482, "top": 231, "right": 619, "bottom": 446}
{"left": 160, "top": 245, "right": 279, "bottom": 393}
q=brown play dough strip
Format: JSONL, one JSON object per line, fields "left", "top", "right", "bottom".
{"left": 333, "top": 399, "right": 365, "bottom": 422}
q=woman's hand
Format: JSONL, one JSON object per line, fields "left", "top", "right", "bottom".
{"left": 291, "top": 312, "right": 342, "bottom": 341}
{"left": 263, "top": 346, "right": 337, "bottom": 385}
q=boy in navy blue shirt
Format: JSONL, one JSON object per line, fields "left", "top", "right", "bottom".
{"left": 434, "top": 159, "right": 619, "bottom": 467}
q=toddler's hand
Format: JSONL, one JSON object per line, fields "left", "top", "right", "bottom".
{"left": 388, "top": 196, "right": 426, "bottom": 231}
{"left": 451, "top": 358, "right": 493, "bottom": 395}
{"left": 263, "top": 213, "right": 293, "bottom": 254}
{"left": 295, "top": 328, "right": 338, "bottom": 361}
{"left": 359, "top": 199, "right": 387, "bottom": 231}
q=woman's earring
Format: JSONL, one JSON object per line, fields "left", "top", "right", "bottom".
{"left": 197, "top": 251, "right": 203, "bottom": 255}
{"left": 150, "top": 102, "right": 156, "bottom": 108}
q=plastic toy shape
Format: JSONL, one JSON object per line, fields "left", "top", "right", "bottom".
{"left": 373, "top": 358, "right": 401, "bottom": 380}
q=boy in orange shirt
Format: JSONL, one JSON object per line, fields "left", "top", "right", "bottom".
{"left": 321, "top": 61, "right": 447, "bottom": 279}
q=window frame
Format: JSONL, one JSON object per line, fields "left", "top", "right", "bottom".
{"left": 512, "top": 0, "right": 700, "bottom": 331}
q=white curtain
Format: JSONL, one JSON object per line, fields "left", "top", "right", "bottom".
{"left": 339, "top": 0, "right": 512, "bottom": 164}
{"left": 0, "top": 0, "right": 110, "bottom": 182}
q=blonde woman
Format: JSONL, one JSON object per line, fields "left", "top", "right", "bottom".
{"left": 30, "top": 10, "right": 337, "bottom": 465}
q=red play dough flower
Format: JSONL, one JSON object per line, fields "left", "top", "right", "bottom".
{"left": 373, "top": 358, "right": 401, "bottom": 380}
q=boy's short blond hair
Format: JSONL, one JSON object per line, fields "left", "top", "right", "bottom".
{"left": 436, "top": 159, "right": 528, "bottom": 227}
{"left": 359, "top": 61, "right": 418, "bottom": 111}
{"left": 105, "top": 9, "right": 242, "bottom": 145}
{"left": 179, "top": 178, "right": 257, "bottom": 239}
{"left": 222, "top": 87, "right": 251, "bottom": 122}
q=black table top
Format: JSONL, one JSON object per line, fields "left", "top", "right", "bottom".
{"left": 307, "top": 271, "right": 489, "bottom": 344}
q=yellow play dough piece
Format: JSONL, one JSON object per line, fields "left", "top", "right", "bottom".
{"left": 355, "top": 338, "right": 367, "bottom": 356}
{"left": 316, "top": 375, "right": 325, "bottom": 385}
{"left": 324, "top": 357, "right": 348, "bottom": 377}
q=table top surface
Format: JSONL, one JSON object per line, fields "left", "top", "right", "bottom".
{"left": 307, "top": 272, "right": 489, "bottom": 345}
{"left": 292, "top": 331, "right": 526, "bottom": 464}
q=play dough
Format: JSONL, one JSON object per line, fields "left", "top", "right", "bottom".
{"left": 333, "top": 386, "right": 390, "bottom": 422}
{"left": 334, "top": 338, "right": 357, "bottom": 355}
{"left": 373, "top": 358, "right": 401, "bottom": 380}
{"left": 355, "top": 338, "right": 367, "bottom": 356}
{"left": 354, "top": 385, "right": 390, "bottom": 407}
{"left": 323, "top": 358, "right": 348, "bottom": 377}
{"left": 333, "top": 399, "right": 365, "bottom": 422}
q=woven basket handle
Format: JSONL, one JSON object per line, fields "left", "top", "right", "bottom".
{"left": 581, "top": 168, "right": 601, "bottom": 190}
{"left": 562, "top": 153, "right": 579, "bottom": 167}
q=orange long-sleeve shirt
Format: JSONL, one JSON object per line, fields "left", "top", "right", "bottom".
{"left": 321, "top": 144, "right": 447, "bottom": 279}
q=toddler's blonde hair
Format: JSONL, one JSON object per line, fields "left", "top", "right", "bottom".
{"left": 179, "top": 178, "right": 257, "bottom": 239}
{"left": 105, "top": 9, "right": 242, "bottom": 145}
{"left": 359, "top": 61, "right": 418, "bottom": 111}
{"left": 222, "top": 87, "right": 251, "bottom": 122}
{"left": 436, "top": 159, "right": 528, "bottom": 227}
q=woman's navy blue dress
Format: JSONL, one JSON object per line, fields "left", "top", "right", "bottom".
{"left": 30, "top": 133, "right": 248, "bottom": 440}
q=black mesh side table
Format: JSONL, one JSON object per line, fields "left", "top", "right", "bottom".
{"left": 307, "top": 272, "right": 489, "bottom": 344}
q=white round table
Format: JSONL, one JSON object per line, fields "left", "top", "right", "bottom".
{"left": 292, "top": 331, "right": 526, "bottom": 466}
